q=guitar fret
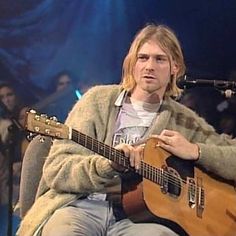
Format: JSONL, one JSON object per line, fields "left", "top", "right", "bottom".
{"left": 115, "top": 149, "right": 121, "bottom": 164}
{"left": 104, "top": 145, "right": 109, "bottom": 159}
{"left": 157, "top": 169, "right": 161, "bottom": 185}
{"left": 91, "top": 138, "right": 94, "bottom": 151}
{"left": 148, "top": 164, "right": 151, "bottom": 180}
{"left": 85, "top": 135, "right": 87, "bottom": 147}
{"left": 72, "top": 129, "right": 170, "bottom": 188}
{"left": 94, "top": 140, "right": 99, "bottom": 153}
{"left": 109, "top": 147, "right": 112, "bottom": 161}
{"left": 98, "top": 143, "right": 103, "bottom": 155}
{"left": 151, "top": 165, "right": 154, "bottom": 182}
{"left": 110, "top": 148, "right": 114, "bottom": 161}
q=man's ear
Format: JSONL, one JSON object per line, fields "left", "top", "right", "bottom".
{"left": 171, "top": 62, "right": 179, "bottom": 76}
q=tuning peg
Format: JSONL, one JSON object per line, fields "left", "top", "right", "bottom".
{"left": 50, "top": 116, "right": 58, "bottom": 122}
{"left": 29, "top": 109, "right": 36, "bottom": 114}
{"left": 45, "top": 129, "right": 51, "bottom": 135}
{"left": 39, "top": 136, "right": 46, "bottom": 143}
{"left": 27, "top": 132, "right": 37, "bottom": 141}
{"left": 39, "top": 136, "right": 54, "bottom": 143}
{"left": 41, "top": 114, "right": 48, "bottom": 119}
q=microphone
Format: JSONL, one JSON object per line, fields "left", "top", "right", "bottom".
{"left": 177, "top": 75, "right": 236, "bottom": 90}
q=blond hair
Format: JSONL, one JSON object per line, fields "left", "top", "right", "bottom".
{"left": 121, "top": 24, "right": 186, "bottom": 98}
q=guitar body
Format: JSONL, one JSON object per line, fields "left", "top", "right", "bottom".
{"left": 122, "top": 138, "right": 236, "bottom": 236}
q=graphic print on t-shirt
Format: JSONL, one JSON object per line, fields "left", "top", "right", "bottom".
{"left": 113, "top": 98, "right": 159, "bottom": 147}
{"left": 113, "top": 126, "right": 147, "bottom": 146}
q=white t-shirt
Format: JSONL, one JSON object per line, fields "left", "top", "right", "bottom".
{"left": 113, "top": 97, "right": 160, "bottom": 146}
{"left": 88, "top": 96, "right": 161, "bottom": 201}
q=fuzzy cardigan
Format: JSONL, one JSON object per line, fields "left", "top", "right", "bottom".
{"left": 17, "top": 84, "right": 236, "bottom": 236}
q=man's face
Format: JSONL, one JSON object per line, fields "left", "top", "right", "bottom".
{"left": 133, "top": 40, "right": 175, "bottom": 98}
{"left": 56, "top": 75, "right": 71, "bottom": 92}
{"left": 0, "top": 86, "right": 17, "bottom": 111}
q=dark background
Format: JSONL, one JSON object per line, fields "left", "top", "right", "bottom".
{"left": 0, "top": 0, "right": 236, "bottom": 124}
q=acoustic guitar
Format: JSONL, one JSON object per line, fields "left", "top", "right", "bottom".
{"left": 25, "top": 110, "right": 236, "bottom": 236}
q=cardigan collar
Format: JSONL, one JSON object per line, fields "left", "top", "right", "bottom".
{"left": 114, "top": 89, "right": 127, "bottom": 107}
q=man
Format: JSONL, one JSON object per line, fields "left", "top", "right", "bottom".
{"left": 17, "top": 24, "right": 236, "bottom": 236}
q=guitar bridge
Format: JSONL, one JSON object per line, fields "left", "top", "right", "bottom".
{"left": 188, "top": 177, "right": 205, "bottom": 218}
{"left": 196, "top": 177, "right": 205, "bottom": 218}
{"left": 188, "top": 178, "right": 196, "bottom": 208}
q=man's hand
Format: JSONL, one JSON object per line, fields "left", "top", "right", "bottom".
{"left": 155, "top": 129, "right": 200, "bottom": 160}
{"left": 109, "top": 143, "right": 144, "bottom": 172}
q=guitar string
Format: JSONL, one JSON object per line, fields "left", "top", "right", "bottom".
{"left": 32, "top": 114, "right": 202, "bottom": 197}
{"left": 30, "top": 115, "right": 203, "bottom": 201}
{"left": 69, "top": 131, "right": 205, "bottom": 204}
{"left": 74, "top": 131, "right": 191, "bottom": 189}
{"left": 72, "top": 131, "right": 203, "bottom": 193}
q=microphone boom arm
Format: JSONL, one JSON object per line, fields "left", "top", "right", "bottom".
{"left": 178, "top": 75, "right": 236, "bottom": 91}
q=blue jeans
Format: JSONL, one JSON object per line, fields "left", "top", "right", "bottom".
{"left": 41, "top": 199, "right": 178, "bottom": 236}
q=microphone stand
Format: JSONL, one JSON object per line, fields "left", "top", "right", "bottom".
{"left": 0, "top": 100, "right": 24, "bottom": 236}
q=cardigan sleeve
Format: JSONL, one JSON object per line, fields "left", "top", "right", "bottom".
{"left": 196, "top": 133, "right": 236, "bottom": 181}
{"left": 42, "top": 86, "right": 118, "bottom": 194}
{"left": 185, "top": 110, "right": 236, "bottom": 182}
{"left": 167, "top": 99, "right": 236, "bottom": 182}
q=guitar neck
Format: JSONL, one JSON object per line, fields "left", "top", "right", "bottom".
{"left": 71, "top": 129, "right": 131, "bottom": 169}
{"left": 25, "top": 110, "right": 179, "bottom": 188}
{"left": 71, "top": 129, "right": 165, "bottom": 185}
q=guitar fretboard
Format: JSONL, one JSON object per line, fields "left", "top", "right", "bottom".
{"left": 71, "top": 129, "right": 174, "bottom": 187}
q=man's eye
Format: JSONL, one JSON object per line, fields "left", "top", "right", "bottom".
{"left": 156, "top": 57, "right": 168, "bottom": 62}
{"left": 137, "top": 55, "right": 148, "bottom": 61}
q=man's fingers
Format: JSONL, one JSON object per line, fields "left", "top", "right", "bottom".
{"left": 160, "top": 129, "right": 175, "bottom": 137}
{"left": 114, "top": 143, "right": 144, "bottom": 170}
{"left": 134, "top": 146, "right": 144, "bottom": 169}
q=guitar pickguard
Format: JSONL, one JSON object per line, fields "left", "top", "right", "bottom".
{"left": 161, "top": 155, "right": 194, "bottom": 198}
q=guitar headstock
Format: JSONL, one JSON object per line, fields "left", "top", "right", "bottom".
{"left": 25, "top": 110, "right": 69, "bottom": 139}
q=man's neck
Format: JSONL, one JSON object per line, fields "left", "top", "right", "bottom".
{"left": 131, "top": 89, "right": 164, "bottom": 104}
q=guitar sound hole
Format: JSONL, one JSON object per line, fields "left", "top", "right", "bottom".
{"left": 162, "top": 167, "right": 181, "bottom": 198}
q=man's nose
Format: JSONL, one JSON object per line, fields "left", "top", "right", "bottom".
{"left": 145, "top": 58, "right": 155, "bottom": 70}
